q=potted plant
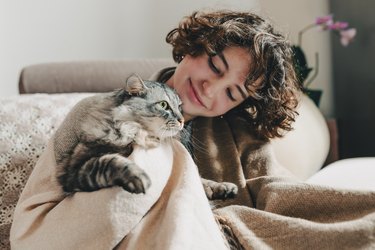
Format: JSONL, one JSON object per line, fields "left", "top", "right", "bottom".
{"left": 292, "top": 14, "right": 356, "bottom": 106}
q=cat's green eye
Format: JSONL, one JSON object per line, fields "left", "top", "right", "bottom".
{"left": 159, "top": 101, "right": 169, "bottom": 110}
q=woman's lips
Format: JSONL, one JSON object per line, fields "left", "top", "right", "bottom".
{"left": 188, "top": 79, "right": 206, "bottom": 108}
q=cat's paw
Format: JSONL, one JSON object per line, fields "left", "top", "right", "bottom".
{"left": 116, "top": 164, "right": 151, "bottom": 194}
{"left": 203, "top": 180, "right": 238, "bottom": 200}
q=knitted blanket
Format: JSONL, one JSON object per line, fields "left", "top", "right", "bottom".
{"left": 193, "top": 114, "right": 375, "bottom": 249}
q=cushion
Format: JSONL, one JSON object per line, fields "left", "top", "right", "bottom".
{"left": 306, "top": 157, "right": 375, "bottom": 191}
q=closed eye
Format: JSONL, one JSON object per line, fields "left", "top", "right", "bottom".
{"left": 226, "top": 88, "right": 236, "bottom": 102}
{"left": 208, "top": 57, "right": 221, "bottom": 75}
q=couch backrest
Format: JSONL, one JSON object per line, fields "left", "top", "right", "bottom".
{"left": 19, "top": 58, "right": 175, "bottom": 94}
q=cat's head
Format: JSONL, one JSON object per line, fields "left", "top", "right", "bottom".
{"left": 114, "top": 74, "right": 184, "bottom": 139}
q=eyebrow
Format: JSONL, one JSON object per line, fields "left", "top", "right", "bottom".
{"left": 218, "top": 53, "right": 228, "bottom": 70}
{"left": 236, "top": 85, "right": 248, "bottom": 99}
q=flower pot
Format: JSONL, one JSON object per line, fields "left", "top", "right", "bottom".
{"left": 305, "top": 89, "right": 322, "bottom": 107}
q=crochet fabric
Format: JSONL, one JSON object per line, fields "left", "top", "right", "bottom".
{"left": 0, "top": 93, "right": 91, "bottom": 249}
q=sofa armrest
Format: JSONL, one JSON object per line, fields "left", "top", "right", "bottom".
{"left": 19, "top": 58, "right": 175, "bottom": 94}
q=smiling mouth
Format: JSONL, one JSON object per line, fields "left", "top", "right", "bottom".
{"left": 189, "top": 79, "right": 206, "bottom": 108}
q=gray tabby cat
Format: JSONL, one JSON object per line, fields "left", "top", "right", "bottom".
{"left": 54, "top": 74, "right": 184, "bottom": 194}
{"left": 54, "top": 74, "right": 238, "bottom": 199}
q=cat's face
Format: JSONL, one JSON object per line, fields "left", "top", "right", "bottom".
{"left": 114, "top": 75, "right": 184, "bottom": 139}
{"left": 139, "top": 93, "right": 184, "bottom": 139}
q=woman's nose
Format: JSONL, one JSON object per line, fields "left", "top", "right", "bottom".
{"left": 202, "top": 81, "right": 220, "bottom": 98}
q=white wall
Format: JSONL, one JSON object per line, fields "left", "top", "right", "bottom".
{"left": 0, "top": 0, "right": 332, "bottom": 116}
{"left": 0, "top": 0, "right": 131, "bottom": 96}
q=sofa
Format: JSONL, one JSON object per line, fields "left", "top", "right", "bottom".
{"left": 1, "top": 58, "right": 374, "bottom": 249}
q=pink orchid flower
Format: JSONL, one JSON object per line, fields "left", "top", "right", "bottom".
{"left": 315, "top": 15, "right": 333, "bottom": 25}
{"left": 328, "top": 21, "right": 349, "bottom": 30}
{"left": 295, "top": 14, "right": 357, "bottom": 88}
{"left": 340, "top": 28, "right": 357, "bottom": 46}
{"left": 298, "top": 15, "right": 356, "bottom": 47}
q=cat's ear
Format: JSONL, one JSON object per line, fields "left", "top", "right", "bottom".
{"left": 125, "top": 74, "right": 148, "bottom": 96}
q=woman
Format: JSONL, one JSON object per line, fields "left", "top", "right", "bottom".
{"left": 155, "top": 11, "right": 301, "bottom": 201}
{"left": 10, "top": 10, "right": 375, "bottom": 250}
{"left": 153, "top": 12, "right": 375, "bottom": 249}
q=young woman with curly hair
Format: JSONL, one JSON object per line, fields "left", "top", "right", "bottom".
{"left": 151, "top": 10, "right": 303, "bottom": 204}
{"left": 149, "top": 11, "right": 375, "bottom": 249}
{"left": 164, "top": 11, "right": 301, "bottom": 138}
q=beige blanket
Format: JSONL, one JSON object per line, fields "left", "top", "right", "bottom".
{"left": 193, "top": 114, "right": 375, "bottom": 249}
{"left": 10, "top": 138, "right": 228, "bottom": 249}
{"left": 9, "top": 107, "right": 375, "bottom": 250}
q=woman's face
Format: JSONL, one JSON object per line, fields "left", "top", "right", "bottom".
{"left": 166, "top": 46, "right": 251, "bottom": 121}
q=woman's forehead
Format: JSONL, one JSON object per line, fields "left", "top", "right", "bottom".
{"left": 222, "top": 47, "right": 252, "bottom": 79}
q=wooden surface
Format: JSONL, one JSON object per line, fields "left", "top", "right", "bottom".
{"left": 324, "top": 118, "right": 339, "bottom": 166}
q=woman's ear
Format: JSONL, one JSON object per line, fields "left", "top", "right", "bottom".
{"left": 125, "top": 74, "right": 148, "bottom": 96}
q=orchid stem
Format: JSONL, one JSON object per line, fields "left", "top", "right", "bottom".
{"left": 305, "top": 52, "right": 319, "bottom": 89}
{"left": 298, "top": 23, "right": 316, "bottom": 46}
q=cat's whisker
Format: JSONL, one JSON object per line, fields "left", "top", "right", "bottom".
{"left": 174, "top": 127, "right": 209, "bottom": 156}
{"left": 188, "top": 132, "right": 211, "bottom": 155}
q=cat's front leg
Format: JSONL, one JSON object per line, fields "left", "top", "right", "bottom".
{"left": 201, "top": 178, "right": 238, "bottom": 200}
{"left": 112, "top": 121, "right": 142, "bottom": 146}
{"left": 115, "top": 122, "right": 159, "bottom": 149}
{"left": 134, "top": 128, "right": 160, "bottom": 149}
{"left": 59, "top": 153, "right": 151, "bottom": 194}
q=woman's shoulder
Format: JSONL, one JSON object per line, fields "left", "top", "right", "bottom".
{"left": 192, "top": 112, "right": 268, "bottom": 142}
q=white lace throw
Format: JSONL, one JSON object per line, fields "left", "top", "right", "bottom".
{"left": 0, "top": 93, "right": 92, "bottom": 249}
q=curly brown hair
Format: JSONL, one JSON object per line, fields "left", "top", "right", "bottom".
{"left": 166, "top": 10, "right": 301, "bottom": 138}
